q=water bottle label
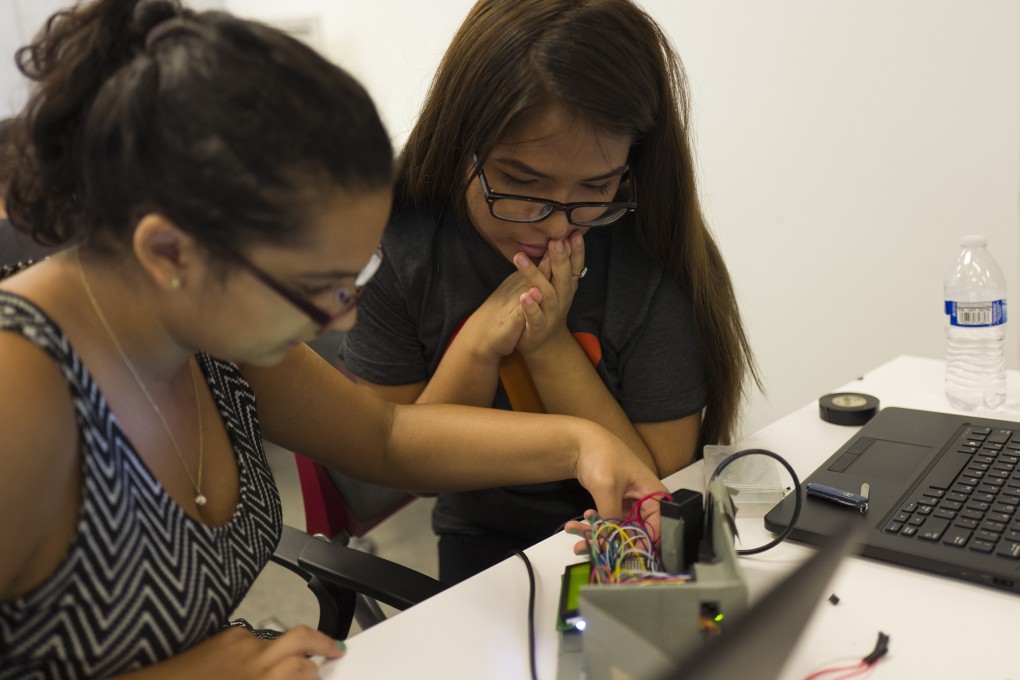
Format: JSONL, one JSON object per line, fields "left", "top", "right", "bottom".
{"left": 945, "top": 299, "right": 1007, "bottom": 327}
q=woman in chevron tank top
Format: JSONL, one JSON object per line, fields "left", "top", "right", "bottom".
{"left": 0, "top": 2, "right": 670, "bottom": 677}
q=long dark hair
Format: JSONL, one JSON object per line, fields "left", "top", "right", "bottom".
{"left": 0, "top": 117, "right": 17, "bottom": 199}
{"left": 6, "top": 0, "right": 393, "bottom": 251}
{"left": 399, "top": 0, "right": 760, "bottom": 447}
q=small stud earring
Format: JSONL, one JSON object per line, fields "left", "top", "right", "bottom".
{"left": 170, "top": 277, "right": 182, "bottom": 290}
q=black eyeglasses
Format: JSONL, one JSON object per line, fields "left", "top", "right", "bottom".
{"left": 214, "top": 242, "right": 383, "bottom": 335}
{"left": 474, "top": 155, "right": 637, "bottom": 227}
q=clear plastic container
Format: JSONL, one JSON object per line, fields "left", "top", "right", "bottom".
{"left": 702, "top": 445, "right": 787, "bottom": 517}
{"left": 944, "top": 235, "right": 1007, "bottom": 411}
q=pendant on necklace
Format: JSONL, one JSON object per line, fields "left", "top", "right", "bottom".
{"left": 195, "top": 494, "right": 208, "bottom": 507}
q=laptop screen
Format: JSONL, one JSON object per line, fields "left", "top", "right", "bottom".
{"left": 666, "top": 521, "right": 860, "bottom": 680}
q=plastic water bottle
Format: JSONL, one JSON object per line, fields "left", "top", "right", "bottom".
{"left": 944, "top": 235, "right": 1007, "bottom": 410}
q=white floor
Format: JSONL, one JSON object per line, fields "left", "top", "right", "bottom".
{"left": 230, "top": 442, "right": 439, "bottom": 638}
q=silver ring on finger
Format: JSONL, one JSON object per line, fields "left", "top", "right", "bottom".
{"left": 575, "top": 266, "right": 588, "bottom": 280}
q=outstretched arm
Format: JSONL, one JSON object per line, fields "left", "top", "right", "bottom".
{"left": 241, "top": 344, "right": 667, "bottom": 522}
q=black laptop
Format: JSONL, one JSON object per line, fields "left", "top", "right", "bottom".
{"left": 765, "top": 406, "right": 1020, "bottom": 593}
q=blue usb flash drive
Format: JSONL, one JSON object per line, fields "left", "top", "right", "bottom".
{"left": 805, "top": 482, "right": 870, "bottom": 513}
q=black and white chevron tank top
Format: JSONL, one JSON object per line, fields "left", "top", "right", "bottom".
{"left": 0, "top": 291, "right": 283, "bottom": 679}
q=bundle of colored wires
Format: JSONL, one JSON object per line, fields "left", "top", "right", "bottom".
{"left": 586, "top": 492, "right": 692, "bottom": 585}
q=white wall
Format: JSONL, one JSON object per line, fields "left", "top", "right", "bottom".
{"left": 220, "top": 0, "right": 476, "bottom": 144}
{"left": 3, "top": 1, "right": 1018, "bottom": 439}
{"left": 225, "top": 0, "right": 1020, "bottom": 437}
{"left": 0, "top": 0, "right": 26, "bottom": 116}
{"left": 0, "top": 0, "right": 227, "bottom": 117}
{"left": 667, "top": 1, "right": 1020, "bottom": 436}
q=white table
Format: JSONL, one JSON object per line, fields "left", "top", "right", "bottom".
{"left": 322, "top": 355, "right": 1020, "bottom": 679}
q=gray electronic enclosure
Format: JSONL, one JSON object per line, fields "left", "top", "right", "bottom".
{"left": 577, "top": 480, "right": 748, "bottom": 680}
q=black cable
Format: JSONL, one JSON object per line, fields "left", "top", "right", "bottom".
{"left": 862, "top": 631, "right": 890, "bottom": 665}
{"left": 513, "top": 550, "right": 539, "bottom": 680}
{"left": 707, "top": 448, "right": 802, "bottom": 556}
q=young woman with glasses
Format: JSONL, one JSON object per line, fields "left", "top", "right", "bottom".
{"left": 0, "top": 1, "right": 668, "bottom": 677}
{"left": 342, "top": 0, "right": 761, "bottom": 584}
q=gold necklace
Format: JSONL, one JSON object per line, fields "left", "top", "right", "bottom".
{"left": 75, "top": 250, "right": 207, "bottom": 507}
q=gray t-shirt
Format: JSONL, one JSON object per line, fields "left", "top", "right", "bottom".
{"left": 0, "top": 219, "right": 61, "bottom": 265}
{"left": 342, "top": 208, "right": 705, "bottom": 539}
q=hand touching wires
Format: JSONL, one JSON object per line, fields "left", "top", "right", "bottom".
{"left": 584, "top": 492, "right": 692, "bottom": 585}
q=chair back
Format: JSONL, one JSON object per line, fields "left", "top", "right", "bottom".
{"left": 294, "top": 453, "right": 414, "bottom": 540}
{"left": 295, "top": 334, "right": 416, "bottom": 542}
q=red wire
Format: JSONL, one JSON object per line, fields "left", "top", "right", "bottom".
{"left": 803, "top": 661, "right": 867, "bottom": 680}
{"left": 623, "top": 491, "right": 672, "bottom": 523}
{"left": 831, "top": 662, "right": 872, "bottom": 680}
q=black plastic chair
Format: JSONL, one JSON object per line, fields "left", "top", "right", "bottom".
{"left": 282, "top": 332, "right": 443, "bottom": 638}
{"left": 270, "top": 525, "right": 446, "bottom": 639}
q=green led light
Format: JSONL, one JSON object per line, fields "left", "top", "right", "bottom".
{"left": 714, "top": 614, "right": 724, "bottom": 622}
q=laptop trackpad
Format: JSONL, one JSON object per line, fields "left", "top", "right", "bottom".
{"left": 841, "top": 439, "right": 931, "bottom": 482}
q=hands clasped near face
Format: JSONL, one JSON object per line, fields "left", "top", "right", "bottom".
{"left": 470, "top": 230, "right": 586, "bottom": 359}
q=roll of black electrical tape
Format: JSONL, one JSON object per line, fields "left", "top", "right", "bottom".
{"left": 818, "top": 392, "right": 880, "bottom": 426}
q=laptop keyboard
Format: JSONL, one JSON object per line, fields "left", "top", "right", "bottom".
{"left": 883, "top": 425, "right": 1020, "bottom": 559}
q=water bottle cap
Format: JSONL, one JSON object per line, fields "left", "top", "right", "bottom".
{"left": 960, "top": 234, "right": 988, "bottom": 248}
